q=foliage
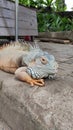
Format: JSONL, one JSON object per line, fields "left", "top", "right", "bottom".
{"left": 19, "top": 0, "right": 54, "bottom": 10}
{"left": 37, "top": 13, "right": 73, "bottom": 32}
{"left": 19, "top": 0, "right": 36, "bottom": 7}
{"left": 19, "top": 0, "right": 66, "bottom": 11}
{"left": 54, "top": 0, "right": 67, "bottom": 11}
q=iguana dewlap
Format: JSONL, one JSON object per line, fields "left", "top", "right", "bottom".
{"left": 0, "top": 42, "right": 58, "bottom": 86}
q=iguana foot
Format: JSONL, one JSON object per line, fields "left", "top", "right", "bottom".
{"left": 30, "top": 79, "right": 44, "bottom": 87}
{"left": 15, "top": 67, "right": 45, "bottom": 87}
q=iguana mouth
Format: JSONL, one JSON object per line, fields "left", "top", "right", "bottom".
{"left": 26, "top": 67, "right": 58, "bottom": 79}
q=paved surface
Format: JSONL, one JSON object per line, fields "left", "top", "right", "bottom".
{"left": 0, "top": 42, "right": 73, "bottom": 130}
{"left": 0, "top": 117, "right": 11, "bottom": 130}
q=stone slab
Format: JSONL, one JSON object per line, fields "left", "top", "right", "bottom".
{"left": 0, "top": 42, "right": 73, "bottom": 130}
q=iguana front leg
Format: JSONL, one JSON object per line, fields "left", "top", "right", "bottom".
{"left": 15, "top": 67, "right": 44, "bottom": 86}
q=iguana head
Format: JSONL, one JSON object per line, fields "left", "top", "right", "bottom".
{"left": 22, "top": 46, "right": 58, "bottom": 79}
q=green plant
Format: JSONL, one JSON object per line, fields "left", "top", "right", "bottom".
{"left": 37, "top": 13, "right": 73, "bottom": 32}
{"left": 54, "top": 0, "right": 67, "bottom": 11}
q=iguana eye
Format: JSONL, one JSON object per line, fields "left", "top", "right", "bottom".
{"left": 41, "top": 57, "right": 48, "bottom": 64}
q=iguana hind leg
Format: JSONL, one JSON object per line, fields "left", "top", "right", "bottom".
{"left": 15, "top": 67, "right": 44, "bottom": 86}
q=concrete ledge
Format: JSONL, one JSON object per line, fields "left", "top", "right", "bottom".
{"left": 0, "top": 42, "right": 73, "bottom": 130}
{"left": 38, "top": 31, "right": 73, "bottom": 41}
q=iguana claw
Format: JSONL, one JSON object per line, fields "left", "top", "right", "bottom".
{"left": 30, "top": 79, "right": 44, "bottom": 87}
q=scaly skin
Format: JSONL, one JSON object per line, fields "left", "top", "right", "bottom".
{"left": 0, "top": 42, "right": 58, "bottom": 86}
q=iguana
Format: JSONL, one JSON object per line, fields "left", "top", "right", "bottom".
{"left": 0, "top": 42, "right": 58, "bottom": 86}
